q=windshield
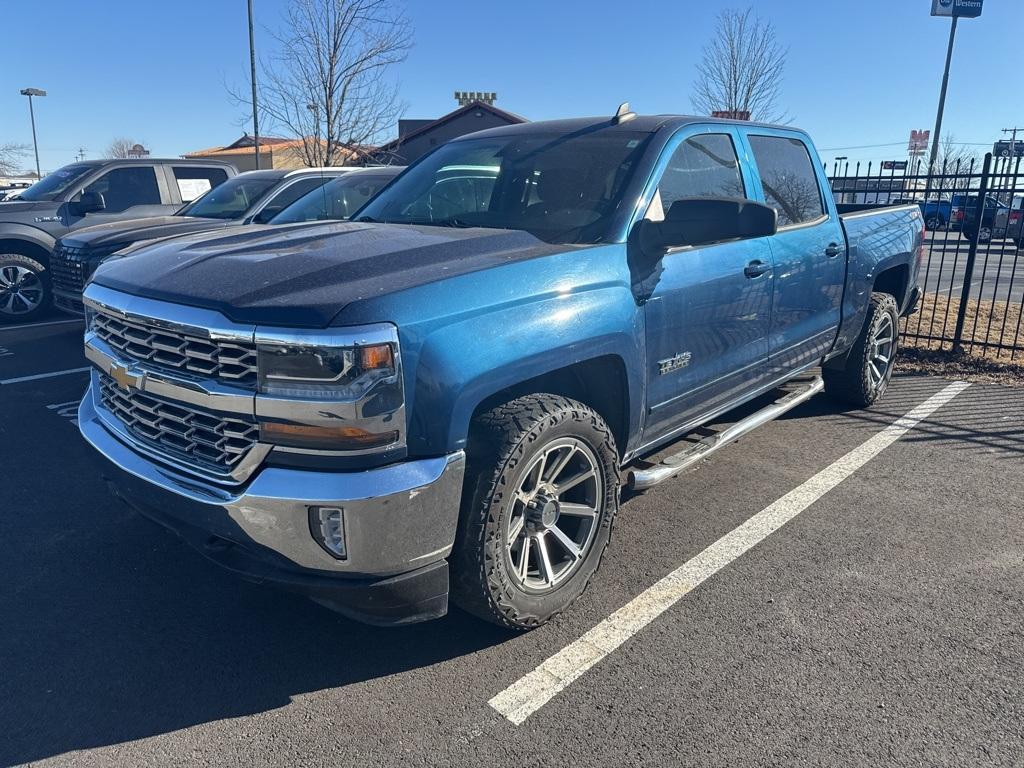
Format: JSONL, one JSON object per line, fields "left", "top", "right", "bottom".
{"left": 356, "top": 130, "right": 653, "bottom": 244}
{"left": 271, "top": 171, "right": 399, "bottom": 224}
{"left": 178, "top": 175, "right": 279, "bottom": 220}
{"left": 17, "top": 164, "right": 94, "bottom": 202}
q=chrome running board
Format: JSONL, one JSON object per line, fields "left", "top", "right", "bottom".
{"left": 627, "top": 377, "right": 824, "bottom": 491}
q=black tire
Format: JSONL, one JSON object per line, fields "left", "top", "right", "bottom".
{"left": 925, "top": 215, "right": 944, "bottom": 231}
{"left": 823, "top": 292, "right": 899, "bottom": 408}
{"left": 451, "top": 393, "right": 619, "bottom": 630}
{"left": 0, "top": 252, "right": 51, "bottom": 323}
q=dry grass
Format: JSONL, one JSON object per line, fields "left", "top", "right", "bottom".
{"left": 898, "top": 292, "right": 1024, "bottom": 385}
{"left": 903, "top": 292, "right": 1023, "bottom": 361}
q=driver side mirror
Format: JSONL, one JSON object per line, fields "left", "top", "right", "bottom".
{"left": 640, "top": 197, "right": 777, "bottom": 252}
{"left": 75, "top": 191, "right": 106, "bottom": 215}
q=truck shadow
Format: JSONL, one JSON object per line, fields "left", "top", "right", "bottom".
{"left": 0, "top": 504, "right": 513, "bottom": 766}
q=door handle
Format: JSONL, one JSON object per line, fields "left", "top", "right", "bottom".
{"left": 825, "top": 243, "right": 843, "bottom": 257}
{"left": 744, "top": 260, "right": 770, "bottom": 278}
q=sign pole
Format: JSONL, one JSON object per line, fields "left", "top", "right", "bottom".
{"left": 927, "top": 16, "right": 958, "bottom": 173}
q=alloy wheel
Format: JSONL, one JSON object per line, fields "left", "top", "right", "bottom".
{"left": 504, "top": 437, "right": 603, "bottom": 593}
{"left": 0, "top": 265, "right": 44, "bottom": 316}
{"left": 867, "top": 313, "right": 895, "bottom": 392}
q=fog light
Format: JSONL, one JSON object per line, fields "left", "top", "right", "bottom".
{"left": 310, "top": 506, "right": 346, "bottom": 559}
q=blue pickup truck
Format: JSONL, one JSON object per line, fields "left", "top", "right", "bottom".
{"left": 77, "top": 109, "right": 923, "bottom": 628}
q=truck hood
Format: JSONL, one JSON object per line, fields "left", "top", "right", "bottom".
{"left": 90, "top": 221, "right": 568, "bottom": 326}
{"left": 0, "top": 200, "right": 48, "bottom": 214}
{"left": 63, "top": 216, "right": 227, "bottom": 248}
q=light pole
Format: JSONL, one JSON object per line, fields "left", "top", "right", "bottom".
{"left": 19, "top": 87, "right": 46, "bottom": 179}
{"left": 247, "top": 0, "right": 260, "bottom": 169}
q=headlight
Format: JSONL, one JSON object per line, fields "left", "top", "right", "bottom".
{"left": 254, "top": 324, "right": 405, "bottom": 455}
{"left": 258, "top": 341, "right": 395, "bottom": 399}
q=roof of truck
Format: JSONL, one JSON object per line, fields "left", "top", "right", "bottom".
{"left": 457, "top": 114, "right": 798, "bottom": 141}
{"left": 69, "top": 158, "right": 236, "bottom": 167}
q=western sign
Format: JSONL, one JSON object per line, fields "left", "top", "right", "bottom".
{"left": 931, "top": 0, "right": 984, "bottom": 18}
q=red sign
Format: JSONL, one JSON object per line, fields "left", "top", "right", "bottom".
{"left": 908, "top": 130, "right": 930, "bottom": 153}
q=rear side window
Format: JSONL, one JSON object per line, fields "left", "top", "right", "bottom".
{"left": 656, "top": 133, "right": 745, "bottom": 214}
{"left": 748, "top": 135, "right": 825, "bottom": 227}
{"left": 173, "top": 166, "right": 229, "bottom": 202}
{"left": 82, "top": 167, "right": 161, "bottom": 213}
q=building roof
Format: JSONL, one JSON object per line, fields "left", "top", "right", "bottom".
{"left": 373, "top": 100, "right": 527, "bottom": 154}
{"left": 183, "top": 135, "right": 303, "bottom": 158}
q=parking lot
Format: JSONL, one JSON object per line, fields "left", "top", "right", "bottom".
{"left": 0, "top": 319, "right": 1021, "bottom": 767}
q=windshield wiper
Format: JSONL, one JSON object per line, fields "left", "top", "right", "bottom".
{"left": 355, "top": 215, "right": 378, "bottom": 223}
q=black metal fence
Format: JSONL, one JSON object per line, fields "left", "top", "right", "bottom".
{"left": 829, "top": 152, "right": 1024, "bottom": 361}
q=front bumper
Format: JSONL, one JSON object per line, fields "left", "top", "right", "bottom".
{"left": 79, "top": 391, "right": 466, "bottom": 625}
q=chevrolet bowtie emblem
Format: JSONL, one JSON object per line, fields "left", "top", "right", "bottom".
{"left": 109, "top": 361, "right": 145, "bottom": 391}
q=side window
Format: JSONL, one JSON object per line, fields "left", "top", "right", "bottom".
{"left": 254, "top": 177, "right": 330, "bottom": 222}
{"left": 748, "top": 135, "right": 825, "bottom": 228}
{"left": 173, "top": 166, "right": 229, "bottom": 203}
{"left": 654, "top": 133, "right": 745, "bottom": 217}
{"left": 82, "top": 167, "right": 161, "bottom": 213}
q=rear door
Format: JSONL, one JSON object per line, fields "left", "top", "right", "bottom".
{"left": 640, "top": 127, "right": 775, "bottom": 444}
{"left": 741, "top": 130, "right": 846, "bottom": 377}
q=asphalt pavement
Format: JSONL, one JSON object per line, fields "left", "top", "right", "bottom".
{"left": 920, "top": 232, "right": 1022, "bottom": 303}
{"left": 1, "top": 321, "right": 1022, "bottom": 768}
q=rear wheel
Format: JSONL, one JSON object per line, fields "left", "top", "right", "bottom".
{"left": 977, "top": 225, "right": 992, "bottom": 243}
{"left": 823, "top": 292, "right": 899, "bottom": 407}
{"left": 925, "top": 215, "right": 944, "bottom": 231}
{"left": 0, "top": 253, "right": 50, "bottom": 323}
{"left": 451, "top": 394, "right": 619, "bottom": 630}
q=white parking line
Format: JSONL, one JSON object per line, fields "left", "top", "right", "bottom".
{"left": 0, "top": 367, "right": 90, "bottom": 385}
{"left": 489, "top": 380, "right": 971, "bottom": 726}
{"left": 0, "top": 318, "right": 83, "bottom": 332}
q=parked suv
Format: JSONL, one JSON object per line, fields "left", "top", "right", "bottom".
{"left": 268, "top": 166, "right": 404, "bottom": 223}
{"left": 50, "top": 168, "right": 346, "bottom": 315}
{"left": 0, "top": 159, "right": 235, "bottom": 321}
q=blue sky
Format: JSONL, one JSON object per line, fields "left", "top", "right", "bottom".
{"left": 0, "top": 0, "right": 1016, "bottom": 174}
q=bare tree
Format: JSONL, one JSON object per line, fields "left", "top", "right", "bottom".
{"left": 0, "top": 143, "right": 30, "bottom": 176}
{"left": 692, "top": 7, "right": 788, "bottom": 123}
{"left": 241, "top": 0, "right": 412, "bottom": 167}
{"left": 105, "top": 137, "right": 145, "bottom": 159}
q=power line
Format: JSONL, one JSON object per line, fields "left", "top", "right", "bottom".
{"left": 819, "top": 139, "right": 992, "bottom": 152}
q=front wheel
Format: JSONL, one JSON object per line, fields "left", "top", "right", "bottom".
{"left": 823, "top": 292, "right": 899, "bottom": 408}
{"left": 0, "top": 253, "right": 51, "bottom": 323}
{"left": 925, "top": 215, "right": 944, "bottom": 231}
{"left": 451, "top": 394, "right": 619, "bottom": 630}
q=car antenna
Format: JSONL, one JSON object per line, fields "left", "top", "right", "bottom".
{"left": 612, "top": 102, "right": 636, "bottom": 124}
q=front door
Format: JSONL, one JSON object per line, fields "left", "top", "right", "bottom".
{"left": 640, "top": 129, "right": 774, "bottom": 446}
{"left": 744, "top": 132, "right": 846, "bottom": 376}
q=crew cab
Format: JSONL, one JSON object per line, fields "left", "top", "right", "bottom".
{"left": 78, "top": 110, "right": 923, "bottom": 628}
{"left": 50, "top": 168, "right": 348, "bottom": 315}
{"left": 0, "top": 158, "right": 236, "bottom": 322}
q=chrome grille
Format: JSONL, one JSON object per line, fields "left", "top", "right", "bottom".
{"left": 99, "top": 374, "right": 258, "bottom": 472}
{"left": 93, "top": 310, "right": 258, "bottom": 387}
{"left": 51, "top": 244, "right": 88, "bottom": 294}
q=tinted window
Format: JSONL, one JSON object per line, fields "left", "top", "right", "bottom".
{"left": 655, "top": 134, "right": 745, "bottom": 216}
{"left": 271, "top": 172, "right": 399, "bottom": 223}
{"left": 17, "top": 164, "right": 94, "bottom": 202}
{"left": 82, "top": 167, "right": 161, "bottom": 213}
{"left": 173, "top": 166, "right": 229, "bottom": 202}
{"left": 748, "top": 135, "right": 825, "bottom": 227}
{"left": 358, "top": 131, "right": 652, "bottom": 244}
{"left": 252, "top": 177, "right": 332, "bottom": 223}
{"left": 179, "top": 175, "right": 279, "bottom": 220}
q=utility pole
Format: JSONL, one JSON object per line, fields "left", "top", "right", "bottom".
{"left": 927, "top": 16, "right": 958, "bottom": 174}
{"left": 76, "top": 147, "right": 87, "bottom": 162}
{"left": 1002, "top": 127, "right": 1023, "bottom": 158}
{"left": 247, "top": 0, "right": 261, "bottom": 169}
